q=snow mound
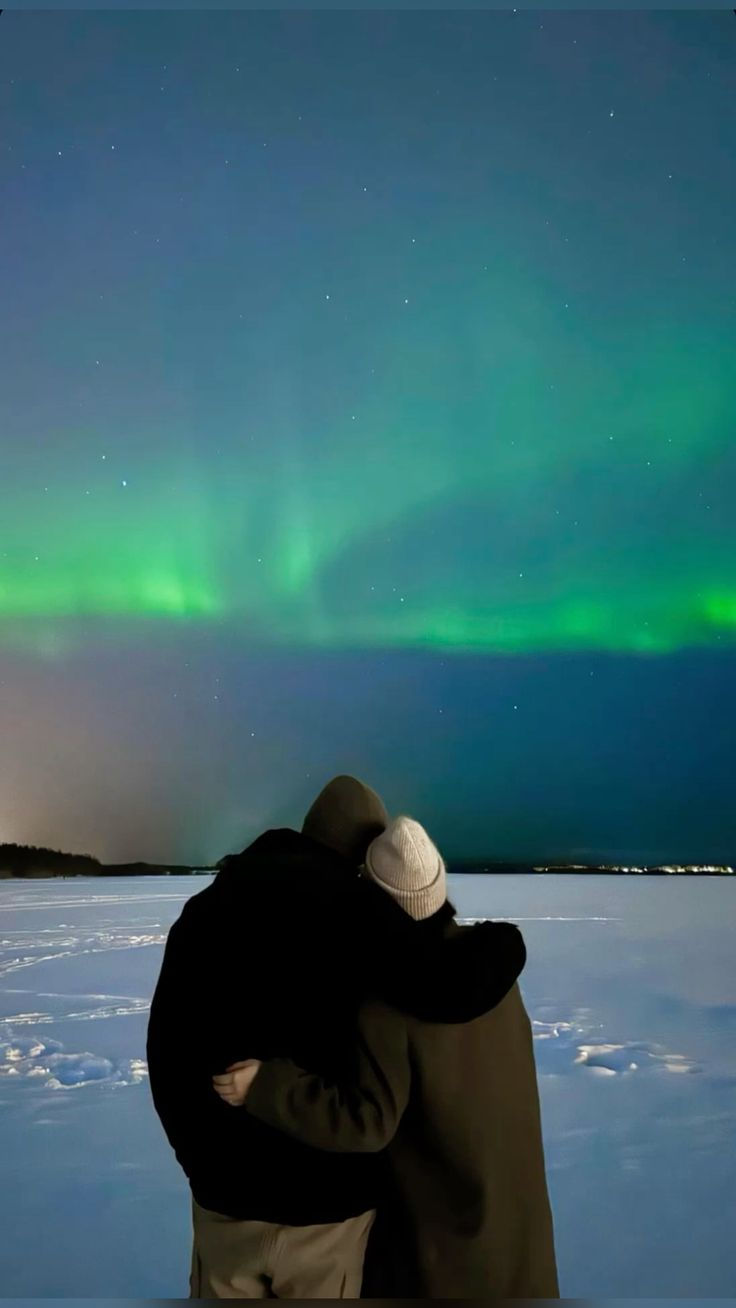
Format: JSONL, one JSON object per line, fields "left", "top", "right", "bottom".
{"left": 529, "top": 1014, "right": 701, "bottom": 1076}
{"left": 0, "top": 1034, "right": 148, "bottom": 1089}
{"left": 575, "top": 1041, "right": 701, "bottom": 1075}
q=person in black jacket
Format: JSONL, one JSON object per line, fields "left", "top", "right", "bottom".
{"left": 146, "top": 775, "right": 525, "bottom": 1299}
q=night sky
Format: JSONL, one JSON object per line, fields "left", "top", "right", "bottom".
{"left": 1, "top": 11, "right": 734, "bottom": 866}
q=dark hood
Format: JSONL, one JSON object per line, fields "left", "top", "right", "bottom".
{"left": 301, "top": 774, "right": 389, "bottom": 864}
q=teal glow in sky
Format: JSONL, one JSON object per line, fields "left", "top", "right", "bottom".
{"left": 1, "top": 11, "right": 734, "bottom": 864}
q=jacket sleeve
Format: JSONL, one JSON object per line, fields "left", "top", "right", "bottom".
{"left": 345, "top": 875, "right": 527, "bottom": 1023}
{"left": 244, "top": 1000, "right": 411, "bottom": 1154}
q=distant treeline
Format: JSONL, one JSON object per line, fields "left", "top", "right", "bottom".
{"left": 0, "top": 844, "right": 212, "bottom": 878}
{"left": 0, "top": 843, "right": 101, "bottom": 878}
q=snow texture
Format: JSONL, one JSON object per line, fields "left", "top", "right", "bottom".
{"left": 1, "top": 874, "right": 734, "bottom": 1297}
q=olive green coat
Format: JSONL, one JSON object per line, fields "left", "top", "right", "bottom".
{"left": 246, "top": 920, "right": 559, "bottom": 1299}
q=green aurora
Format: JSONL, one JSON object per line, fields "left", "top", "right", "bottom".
{"left": 2, "top": 310, "right": 733, "bottom": 657}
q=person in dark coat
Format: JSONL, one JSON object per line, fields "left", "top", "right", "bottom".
{"left": 214, "top": 816, "right": 559, "bottom": 1299}
{"left": 147, "top": 777, "right": 526, "bottom": 1298}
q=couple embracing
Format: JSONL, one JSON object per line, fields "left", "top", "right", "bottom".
{"left": 147, "top": 775, "right": 558, "bottom": 1299}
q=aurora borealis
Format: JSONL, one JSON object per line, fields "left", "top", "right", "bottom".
{"left": 1, "top": 11, "right": 734, "bottom": 865}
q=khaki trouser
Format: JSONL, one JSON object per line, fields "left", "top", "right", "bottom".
{"left": 189, "top": 1198, "right": 376, "bottom": 1299}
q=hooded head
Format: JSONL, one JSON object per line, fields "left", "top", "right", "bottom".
{"left": 364, "top": 816, "right": 447, "bottom": 920}
{"left": 301, "top": 774, "right": 389, "bottom": 864}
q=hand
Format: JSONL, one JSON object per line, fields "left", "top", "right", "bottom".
{"left": 212, "top": 1059, "right": 262, "bottom": 1107}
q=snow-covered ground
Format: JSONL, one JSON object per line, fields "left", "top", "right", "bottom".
{"left": 1, "top": 874, "right": 734, "bottom": 1297}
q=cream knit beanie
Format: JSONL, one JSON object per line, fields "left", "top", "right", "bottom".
{"left": 364, "top": 816, "right": 447, "bottom": 921}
